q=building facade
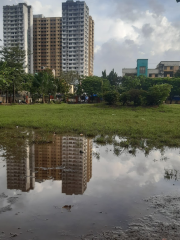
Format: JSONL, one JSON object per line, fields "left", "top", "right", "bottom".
{"left": 33, "top": 15, "right": 62, "bottom": 77}
{"left": 62, "top": 0, "right": 91, "bottom": 76}
{"left": 122, "top": 60, "right": 180, "bottom": 78}
{"left": 137, "top": 59, "right": 148, "bottom": 77}
{"left": 3, "top": 3, "right": 33, "bottom": 74}
{"left": 88, "top": 16, "right": 94, "bottom": 76}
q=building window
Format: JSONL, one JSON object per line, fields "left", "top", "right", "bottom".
{"left": 164, "top": 66, "right": 167, "bottom": 70}
{"left": 140, "top": 67, "right": 146, "bottom": 74}
{"left": 155, "top": 74, "right": 158, "bottom": 77}
{"left": 170, "top": 66, "right": 174, "bottom": 70}
{"left": 149, "top": 74, "right": 152, "bottom": 77}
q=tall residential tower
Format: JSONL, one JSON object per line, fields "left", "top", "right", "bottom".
{"left": 88, "top": 16, "right": 94, "bottom": 76}
{"left": 33, "top": 15, "right": 62, "bottom": 76}
{"left": 3, "top": 3, "right": 33, "bottom": 74}
{"left": 62, "top": 0, "right": 94, "bottom": 76}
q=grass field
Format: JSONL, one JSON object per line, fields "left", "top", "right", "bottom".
{"left": 0, "top": 103, "right": 180, "bottom": 148}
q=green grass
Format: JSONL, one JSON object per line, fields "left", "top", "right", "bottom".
{"left": 0, "top": 103, "right": 180, "bottom": 148}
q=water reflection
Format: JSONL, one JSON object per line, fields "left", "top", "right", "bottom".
{"left": 6, "top": 142, "right": 35, "bottom": 192}
{"left": 61, "top": 136, "right": 92, "bottom": 195}
{"left": 2, "top": 132, "right": 180, "bottom": 239}
{"left": 164, "top": 169, "right": 180, "bottom": 181}
{"left": 6, "top": 135, "right": 93, "bottom": 195}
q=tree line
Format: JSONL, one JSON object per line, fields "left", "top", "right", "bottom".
{"left": 1, "top": 46, "right": 180, "bottom": 106}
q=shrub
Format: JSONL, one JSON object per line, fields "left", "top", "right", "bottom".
{"left": 103, "top": 91, "right": 119, "bottom": 105}
{"left": 128, "top": 89, "right": 147, "bottom": 106}
{"left": 146, "top": 84, "right": 172, "bottom": 106}
{"left": 119, "top": 92, "right": 130, "bottom": 105}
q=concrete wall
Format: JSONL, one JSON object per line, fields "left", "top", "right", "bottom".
{"left": 122, "top": 68, "right": 137, "bottom": 76}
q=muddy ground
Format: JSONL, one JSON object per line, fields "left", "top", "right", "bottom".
{"left": 82, "top": 194, "right": 180, "bottom": 240}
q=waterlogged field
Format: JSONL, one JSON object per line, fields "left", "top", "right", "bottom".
{"left": 0, "top": 104, "right": 180, "bottom": 148}
{"left": 0, "top": 129, "right": 180, "bottom": 239}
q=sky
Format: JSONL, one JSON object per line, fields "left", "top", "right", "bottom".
{"left": 1, "top": 0, "right": 180, "bottom": 76}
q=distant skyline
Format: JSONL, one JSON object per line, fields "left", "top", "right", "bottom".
{"left": 1, "top": 0, "right": 180, "bottom": 76}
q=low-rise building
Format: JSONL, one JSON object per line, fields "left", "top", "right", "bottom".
{"left": 122, "top": 60, "right": 180, "bottom": 78}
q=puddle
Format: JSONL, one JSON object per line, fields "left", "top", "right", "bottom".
{"left": 0, "top": 130, "right": 180, "bottom": 239}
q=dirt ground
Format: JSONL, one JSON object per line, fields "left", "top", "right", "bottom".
{"left": 82, "top": 194, "right": 180, "bottom": 240}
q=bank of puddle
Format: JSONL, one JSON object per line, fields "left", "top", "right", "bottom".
{"left": 0, "top": 130, "right": 180, "bottom": 239}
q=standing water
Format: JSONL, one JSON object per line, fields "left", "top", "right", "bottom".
{"left": 0, "top": 130, "right": 180, "bottom": 239}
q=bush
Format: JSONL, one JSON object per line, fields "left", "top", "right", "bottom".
{"left": 55, "top": 100, "right": 61, "bottom": 104}
{"left": 128, "top": 89, "right": 147, "bottom": 106}
{"left": 119, "top": 92, "right": 130, "bottom": 105}
{"left": 146, "top": 84, "right": 172, "bottom": 106}
{"left": 120, "top": 89, "right": 147, "bottom": 106}
{"left": 103, "top": 91, "right": 119, "bottom": 105}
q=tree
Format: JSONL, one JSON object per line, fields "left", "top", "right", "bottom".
{"left": 102, "top": 69, "right": 121, "bottom": 87}
{"left": 56, "top": 78, "right": 70, "bottom": 95}
{"left": 0, "top": 46, "right": 27, "bottom": 103}
{"left": 80, "top": 76, "right": 110, "bottom": 101}
{"left": 31, "top": 70, "right": 57, "bottom": 103}
{"left": 120, "top": 76, "right": 141, "bottom": 92}
{"left": 60, "top": 71, "right": 80, "bottom": 85}
{"left": 174, "top": 70, "right": 180, "bottom": 78}
{"left": 0, "top": 62, "right": 16, "bottom": 103}
{"left": 108, "top": 69, "right": 120, "bottom": 86}
{"left": 102, "top": 70, "right": 107, "bottom": 79}
{"left": 104, "top": 90, "right": 119, "bottom": 105}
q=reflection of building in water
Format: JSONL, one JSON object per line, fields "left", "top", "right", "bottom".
{"left": 6, "top": 135, "right": 92, "bottom": 194}
{"left": 35, "top": 136, "right": 62, "bottom": 181}
{"left": 6, "top": 143, "right": 35, "bottom": 192}
{"left": 87, "top": 139, "right": 93, "bottom": 183}
{"left": 62, "top": 136, "right": 92, "bottom": 195}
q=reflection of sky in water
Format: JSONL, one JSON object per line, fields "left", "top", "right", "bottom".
{"left": 0, "top": 138, "right": 180, "bottom": 239}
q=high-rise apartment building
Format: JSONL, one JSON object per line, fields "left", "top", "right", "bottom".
{"left": 33, "top": 15, "right": 62, "bottom": 77}
{"left": 88, "top": 16, "right": 94, "bottom": 76}
{"left": 62, "top": 0, "right": 93, "bottom": 76}
{"left": 3, "top": 3, "right": 33, "bottom": 74}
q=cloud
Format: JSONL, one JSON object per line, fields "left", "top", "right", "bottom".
{"left": 94, "top": 8, "right": 180, "bottom": 76}
{"left": 148, "top": 0, "right": 165, "bottom": 16}
{"left": 142, "top": 23, "right": 154, "bottom": 38}
{"left": 0, "top": 0, "right": 180, "bottom": 76}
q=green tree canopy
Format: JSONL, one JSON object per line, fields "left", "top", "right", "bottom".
{"left": 0, "top": 46, "right": 28, "bottom": 102}
{"left": 102, "top": 69, "right": 121, "bottom": 87}
{"left": 81, "top": 76, "right": 110, "bottom": 97}
{"left": 60, "top": 71, "right": 80, "bottom": 85}
{"left": 31, "top": 69, "right": 57, "bottom": 103}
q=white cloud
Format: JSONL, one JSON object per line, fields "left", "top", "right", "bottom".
{"left": 94, "top": 45, "right": 101, "bottom": 53}
{"left": 0, "top": 0, "right": 180, "bottom": 76}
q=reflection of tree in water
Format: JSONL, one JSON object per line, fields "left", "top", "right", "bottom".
{"left": 94, "top": 135, "right": 171, "bottom": 157}
{"left": 0, "top": 129, "right": 30, "bottom": 162}
{"left": 164, "top": 169, "right": 179, "bottom": 181}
